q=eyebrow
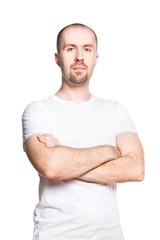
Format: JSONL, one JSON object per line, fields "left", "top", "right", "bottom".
{"left": 63, "top": 44, "right": 95, "bottom": 50}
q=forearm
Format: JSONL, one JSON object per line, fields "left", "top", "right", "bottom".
{"left": 45, "top": 144, "right": 121, "bottom": 180}
{"left": 25, "top": 134, "right": 120, "bottom": 180}
{"left": 78, "top": 152, "right": 144, "bottom": 184}
{"left": 34, "top": 132, "right": 144, "bottom": 183}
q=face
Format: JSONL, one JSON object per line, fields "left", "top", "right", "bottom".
{"left": 55, "top": 27, "right": 98, "bottom": 86}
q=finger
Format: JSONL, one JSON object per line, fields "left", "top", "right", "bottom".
{"left": 43, "top": 134, "right": 60, "bottom": 144}
{"left": 37, "top": 137, "right": 56, "bottom": 147}
{"left": 38, "top": 134, "right": 59, "bottom": 142}
{"left": 38, "top": 135, "right": 60, "bottom": 145}
{"left": 37, "top": 136, "right": 59, "bottom": 146}
{"left": 45, "top": 142, "right": 56, "bottom": 147}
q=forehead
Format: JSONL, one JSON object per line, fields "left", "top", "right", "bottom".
{"left": 61, "top": 26, "right": 96, "bottom": 47}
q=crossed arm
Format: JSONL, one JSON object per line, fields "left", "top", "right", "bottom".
{"left": 24, "top": 132, "right": 144, "bottom": 184}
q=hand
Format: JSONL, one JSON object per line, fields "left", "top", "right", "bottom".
{"left": 37, "top": 134, "right": 60, "bottom": 147}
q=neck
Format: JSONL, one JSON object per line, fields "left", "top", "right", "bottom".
{"left": 55, "top": 80, "right": 92, "bottom": 103}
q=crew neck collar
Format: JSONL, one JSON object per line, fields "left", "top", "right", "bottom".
{"left": 52, "top": 94, "right": 95, "bottom": 106}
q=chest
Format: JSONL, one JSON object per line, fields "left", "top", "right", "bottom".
{"left": 49, "top": 106, "right": 117, "bottom": 148}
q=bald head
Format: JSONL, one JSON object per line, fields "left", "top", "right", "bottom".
{"left": 56, "top": 23, "right": 98, "bottom": 53}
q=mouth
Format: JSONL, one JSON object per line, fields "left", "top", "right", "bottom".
{"left": 73, "top": 66, "right": 86, "bottom": 71}
{"left": 71, "top": 63, "right": 87, "bottom": 72}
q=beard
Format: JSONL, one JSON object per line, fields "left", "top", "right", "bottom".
{"left": 69, "top": 70, "right": 89, "bottom": 85}
{"left": 61, "top": 62, "right": 90, "bottom": 86}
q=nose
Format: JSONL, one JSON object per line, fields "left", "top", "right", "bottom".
{"left": 74, "top": 49, "right": 84, "bottom": 62}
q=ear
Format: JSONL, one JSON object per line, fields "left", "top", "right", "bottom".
{"left": 95, "top": 53, "right": 99, "bottom": 66}
{"left": 55, "top": 52, "right": 60, "bottom": 67}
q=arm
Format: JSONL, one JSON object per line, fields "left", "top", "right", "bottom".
{"left": 78, "top": 132, "right": 145, "bottom": 183}
{"left": 24, "top": 133, "right": 121, "bottom": 180}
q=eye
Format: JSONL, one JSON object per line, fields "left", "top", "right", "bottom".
{"left": 84, "top": 48, "right": 91, "bottom": 52}
{"left": 67, "top": 48, "right": 75, "bottom": 52}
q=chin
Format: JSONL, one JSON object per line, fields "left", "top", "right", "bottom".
{"left": 70, "top": 75, "right": 89, "bottom": 85}
{"left": 71, "top": 79, "right": 89, "bottom": 86}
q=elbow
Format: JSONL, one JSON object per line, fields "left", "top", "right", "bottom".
{"left": 134, "top": 164, "right": 145, "bottom": 182}
{"left": 43, "top": 167, "right": 69, "bottom": 180}
{"left": 40, "top": 148, "right": 62, "bottom": 180}
{"left": 138, "top": 167, "right": 145, "bottom": 181}
{"left": 39, "top": 161, "right": 61, "bottom": 180}
{"left": 42, "top": 162, "right": 64, "bottom": 180}
{"left": 129, "top": 152, "right": 145, "bottom": 182}
{"left": 136, "top": 170, "right": 145, "bottom": 182}
{"left": 42, "top": 168, "right": 59, "bottom": 180}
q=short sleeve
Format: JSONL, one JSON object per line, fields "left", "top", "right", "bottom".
{"left": 114, "top": 102, "right": 138, "bottom": 136}
{"left": 22, "top": 101, "right": 52, "bottom": 147}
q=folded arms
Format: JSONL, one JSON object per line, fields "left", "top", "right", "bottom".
{"left": 24, "top": 132, "right": 144, "bottom": 184}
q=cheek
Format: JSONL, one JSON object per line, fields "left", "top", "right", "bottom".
{"left": 86, "top": 57, "right": 97, "bottom": 69}
{"left": 62, "top": 55, "right": 75, "bottom": 67}
{"left": 64, "top": 53, "right": 75, "bottom": 61}
{"left": 85, "top": 54, "right": 97, "bottom": 62}
{"left": 60, "top": 57, "right": 68, "bottom": 67}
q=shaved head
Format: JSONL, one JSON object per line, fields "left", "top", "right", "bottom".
{"left": 56, "top": 23, "right": 98, "bottom": 53}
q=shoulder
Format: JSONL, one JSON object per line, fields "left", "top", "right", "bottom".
{"left": 22, "top": 97, "right": 53, "bottom": 145}
{"left": 22, "top": 96, "right": 53, "bottom": 116}
{"left": 93, "top": 96, "right": 136, "bottom": 128}
{"left": 94, "top": 97, "right": 137, "bottom": 135}
{"left": 93, "top": 95, "right": 125, "bottom": 113}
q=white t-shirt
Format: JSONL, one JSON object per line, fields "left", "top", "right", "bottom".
{"left": 22, "top": 95, "right": 137, "bottom": 240}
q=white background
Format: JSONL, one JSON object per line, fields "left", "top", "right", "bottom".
{"left": 0, "top": 0, "right": 160, "bottom": 239}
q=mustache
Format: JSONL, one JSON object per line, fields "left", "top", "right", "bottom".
{"left": 71, "top": 63, "right": 87, "bottom": 68}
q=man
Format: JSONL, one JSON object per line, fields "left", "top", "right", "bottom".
{"left": 22, "top": 23, "right": 144, "bottom": 240}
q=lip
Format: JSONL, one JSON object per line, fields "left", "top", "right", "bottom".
{"left": 73, "top": 67, "right": 85, "bottom": 70}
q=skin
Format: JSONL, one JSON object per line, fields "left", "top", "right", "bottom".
{"left": 54, "top": 26, "right": 98, "bottom": 103}
{"left": 36, "top": 132, "right": 144, "bottom": 183}
{"left": 56, "top": 27, "right": 98, "bottom": 86}
{"left": 24, "top": 26, "right": 145, "bottom": 183}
